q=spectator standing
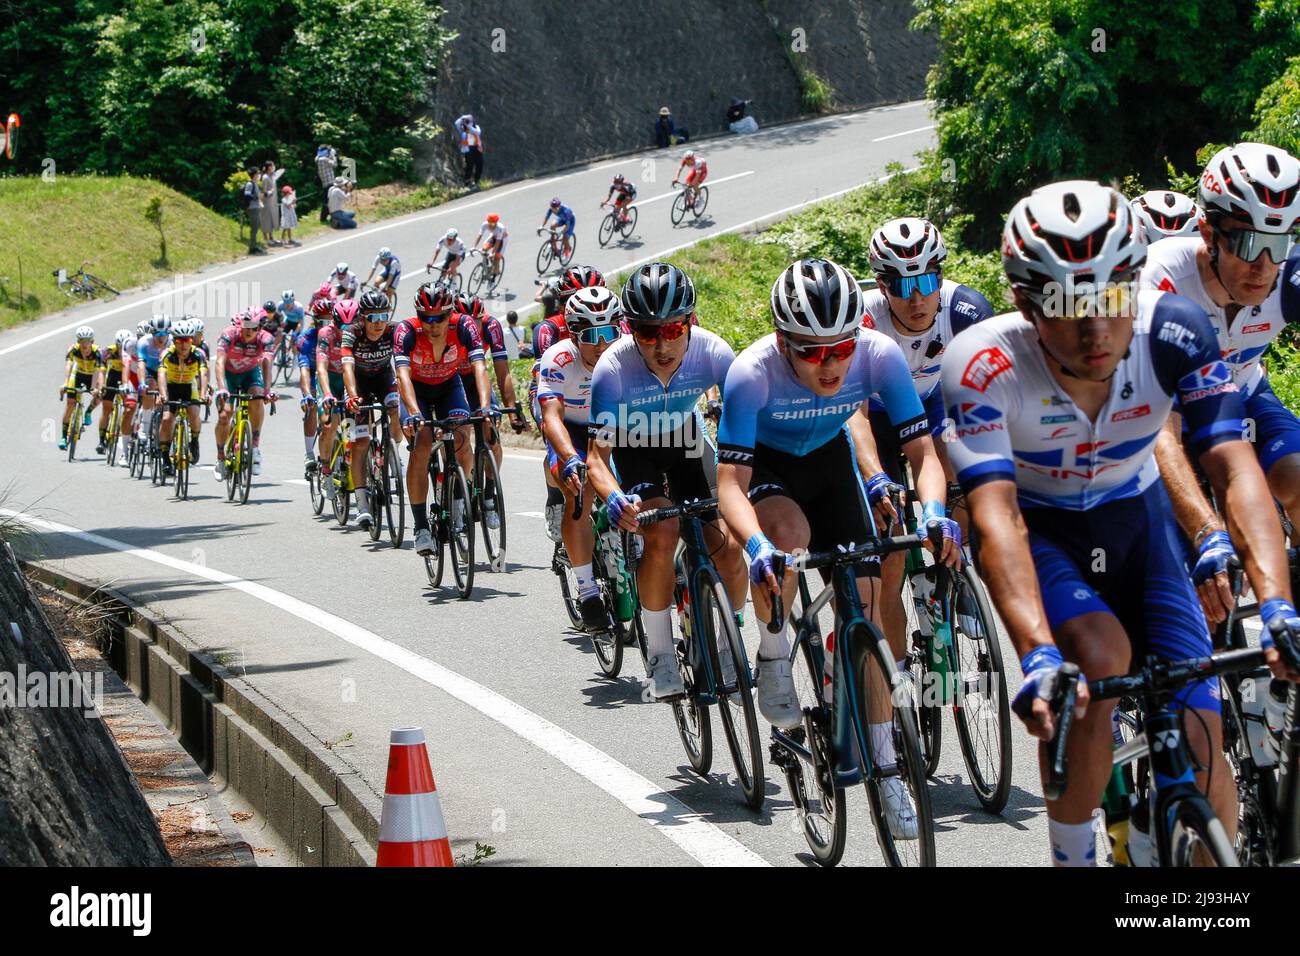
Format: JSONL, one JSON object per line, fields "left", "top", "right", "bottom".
{"left": 241, "top": 168, "right": 265, "bottom": 255}
{"left": 454, "top": 113, "right": 484, "bottom": 189}
{"left": 260, "top": 161, "right": 283, "bottom": 246}
{"left": 315, "top": 144, "right": 338, "bottom": 223}
{"left": 328, "top": 178, "right": 357, "bottom": 229}
{"left": 654, "top": 106, "right": 689, "bottom": 148}
{"left": 279, "top": 184, "right": 300, "bottom": 246}
{"left": 504, "top": 310, "right": 527, "bottom": 359}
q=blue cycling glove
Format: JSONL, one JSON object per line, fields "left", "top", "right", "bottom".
{"left": 745, "top": 533, "right": 784, "bottom": 586}
{"left": 921, "top": 500, "right": 961, "bottom": 555}
{"left": 606, "top": 490, "right": 640, "bottom": 526}
{"left": 560, "top": 455, "right": 584, "bottom": 482}
{"left": 863, "top": 472, "right": 903, "bottom": 509}
{"left": 1012, "top": 645, "right": 1083, "bottom": 719}
{"left": 1261, "top": 598, "right": 1300, "bottom": 667}
{"left": 1192, "top": 530, "right": 1236, "bottom": 587}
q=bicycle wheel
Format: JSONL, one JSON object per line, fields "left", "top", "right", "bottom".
{"left": 365, "top": 441, "right": 383, "bottom": 542}
{"left": 426, "top": 447, "right": 447, "bottom": 588}
{"left": 899, "top": 571, "right": 942, "bottom": 775}
{"left": 170, "top": 420, "right": 185, "bottom": 499}
{"left": 66, "top": 401, "right": 82, "bottom": 461}
{"left": 331, "top": 463, "right": 350, "bottom": 524}
{"left": 85, "top": 273, "right": 120, "bottom": 296}
{"left": 535, "top": 239, "right": 554, "bottom": 274}
{"left": 237, "top": 420, "right": 254, "bottom": 504}
{"left": 559, "top": 233, "right": 576, "bottom": 266}
{"left": 788, "top": 629, "right": 847, "bottom": 866}
{"left": 446, "top": 457, "right": 474, "bottom": 599}
{"left": 700, "top": 572, "right": 764, "bottom": 810}
{"left": 589, "top": 565, "right": 624, "bottom": 678}
{"left": 467, "top": 261, "right": 487, "bottom": 296}
{"left": 308, "top": 462, "right": 325, "bottom": 515}
{"left": 950, "top": 565, "right": 1013, "bottom": 813}
{"left": 621, "top": 206, "right": 638, "bottom": 237}
{"left": 1167, "top": 796, "right": 1240, "bottom": 867}
{"left": 553, "top": 544, "right": 584, "bottom": 629}
{"left": 670, "top": 192, "right": 688, "bottom": 225}
{"left": 598, "top": 213, "right": 617, "bottom": 247}
{"left": 670, "top": 570, "right": 712, "bottom": 774}
{"left": 692, "top": 186, "right": 709, "bottom": 217}
{"left": 849, "top": 621, "right": 936, "bottom": 866}
{"left": 384, "top": 438, "right": 405, "bottom": 548}
{"left": 105, "top": 402, "right": 121, "bottom": 466}
{"left": 476, "top": 441, "right": 506, "bottom": 570}
{"left": 224, "top": 437, "right": 237, "bottom": 501}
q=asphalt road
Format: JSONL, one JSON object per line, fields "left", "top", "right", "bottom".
{"left": 1, "top": 101, "right": 1056, "bottom": 866}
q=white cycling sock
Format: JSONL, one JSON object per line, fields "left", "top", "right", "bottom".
{"left": 1048, "top": 818, "right": 1097, "bottom": 867}
{"left": 643, "top": 607, "right": 673, "bottom": 658}
{"left": 757, "top": 617, "right": 789, "bottom": 661}
{"left": 869, "top": 721, "right": 896, "bottom": 766}
{"left": 574, "top": 563, "right": 597, "bottom": 600}
{"left": 355, "top": 489, "right": 370, "bottom": 515}
{"left": 304, "top": 436, "right": 315, "bottom": 457}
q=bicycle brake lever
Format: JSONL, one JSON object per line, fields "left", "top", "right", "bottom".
{"left": 1044, "top": 662, "right": 1081, "bottom": 800}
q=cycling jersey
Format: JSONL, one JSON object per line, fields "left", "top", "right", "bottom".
{"left": 590, "top": 328, "right": 735, "bottom": 444}
{"left": 216, "top": 325, "right": 273, "bottom": 375}
{"left": 537, "top": 339, "right": 597, "bottom": 425}
{"left": 66, "top": 345, "right": 103, "bottom": 376}
{"left": 373, "top": 255, "right": 402, "bottom": 285}
{"left": 547, "top": 205, "right": 576, "bottom": 230}
{"left": 941, "top": 292, "right": 1247, "bottom": 511}
{"left": 393, "top": 316, "right": 484, "bottom": 386}
{"left": 277, "top": 303, "right": 305, "bottom": 327}
{"left": 477, "top": 222, "right": 508, "bottom": 248}
{"left": 682, "top": 160, "right": 708, "bottom": 184}
{"left": 159, "top": 345, "right": 207, "bottom": 385}
{"left": 340, "top": 322, "right": 396, "bottom": 374}
{"left": 315, "top": 324, "right": 346, "bottom": 375}
{"left": 136, "top": 335, "right": 169, "bottom": 375}
{"left": 297, "top": 325, "right": 319, "bottom": 384}
{"left": 535, "top": 312, "right": 569, "bottom": 356}
{"left": 436, "top": 237, "right": 467, "bottom": 260}
{"left": 1140, "top": 239, "right": 1300, "bottom": 399}
{"left": 101, "top": 342, "right": 132, "bottom": 374}
{"left": 608, "top": 182, "right": 637, "bottom": 202}
{"left": 717, "top": 329, "right": 925, "bottom": 465}
{"left": 330, "top": 271, "right": 359, "bottom": 298}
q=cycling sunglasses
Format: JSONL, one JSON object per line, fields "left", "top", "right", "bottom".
{"left": 173, "top": 336, "right": 194, "bottom": 344}
{"left": 363, "top": 311, "right": 391, "bottom": 324}
{"left": 1217, "top": 226, "right": 1295, "bottom": 265}
{"left": 782, "top": 332, "right": 858, "bottom": 365}
{"left": 574, "top": 325, "right": 620, "bottom": 345}
{"left": 882, "top": 271, "right": 942, "bottom": 298}
{"left": 418, "top": 311, "right": 450, "bottom": 323}
{"left": 631, "top": 319, "right": 689, "bottom": 344}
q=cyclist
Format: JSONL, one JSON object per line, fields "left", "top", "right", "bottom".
{"left": 213, "top": 308, "right": 275, "bottom": 480}
{"left": 452, "top": 291, "right": 527, "bottom": 529}
{"left": 95, "top": 328, "right": 137, "bottom": 454}
{"left": 275, "top": 290, "right": 305, "bottom": 357}
{"left": 586, "top": 262, "right": 746, "bottom": 699}
{"left": 602, "top": 174, "right": 637, "bottom": 224}
{"left": 394, "top": 282, "right": 486, "bottom": 557}
{"left": 329, "top": 261, "right": 359, "bottom": 301}
{"left": 364, "top": 246, "right": 402, "bottom": 308}
{"left": 672, "top": 150, "right": 708, "bottom": 204}
{"left": 1139, "top": 143, "right": 1300, "bottom": 628}
{"left": 157, "top": 318, "right": 209, "bottom": 474}
{"left": 60, "top": 326, "right": 103, "bottom": 451}
{"left": 1129, "top": 190, "right": 1205, "bottom": 243}
{"left": 940, "top": 179, "right": 1300, "bottom": 866}
{"left": 716, "top": 260, "right": 950, "bottom": 841}
{"left": 315, "top": 298, "right": 357, "bottom": 499}
{"left": 532, "top": 265, "right": 605, "bottom": 542}
{"left": 296, "top": 301, "right": 329, "bottom": 468}
{"left": 429, "top": 228, "right": 467, "bottom": 281}
{"left": 260, "top": 299, "right": 283, "bottom": 358}
{"left": 539, "top": 198, "right": 576, "bottom": 258}
{"left": 190, "top": 317, "right": 209, "bottom": 360}
{"left": 309, "top": 281, "right": 335, "bottom": 318}
{"left": 539, "top": 286, "right": 624, "bottom": 631}
{"left": 133, "top": 314, "right": 171, "bottom": 444}
{"left": 857, "top": 218, "right": 993, "bottom": 691}
{"left": 341, "top": 288, "right": 404, "bottom": 530}
{"left": 474, "top": 213, "right": 508, "bottom": 278}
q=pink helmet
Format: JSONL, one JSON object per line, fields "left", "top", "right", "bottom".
{"left": 332, "top": 299, "right": 359, "bottom": 326}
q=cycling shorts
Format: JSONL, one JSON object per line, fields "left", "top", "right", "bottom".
{"left": 610, "top": 427, "right": 717, "bottom": 521}
{"left": 356, "top": 368, "right": 400, "bottom": 408}
{"left": 408, "top": 376, "right": 470, "bottom": 424}
{"left": 1247, "top": 378, "right": 1300, "bottom": 472}
{"left": 66, "top": 372, "right": 94, "bottom": 394}
{"left": 459, "top": 371, "right": 499, "bottom": 413}
{"left": 225, "top": 367, "right": 265, "bottom": 395}
{"left": 166, "top": 382, "right": 198, "bottom": 405}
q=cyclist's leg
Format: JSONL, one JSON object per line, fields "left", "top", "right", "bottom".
{"left": 405, "top": 382, "right": 436, "bottom": 532}
{"left": 214, "top": 376, "right": 237, "bottom": 448}
{"left": 865, "top": 408, "right": 910, "bottom": 670}
{"left": 552, "top": 422, "right": 595, "bottom": 566}
{"left": 1248, "top": 381, "right": 1300, "bottom": 529}
{"left": 611, "top": 445, "right": 676, "bottom": 610}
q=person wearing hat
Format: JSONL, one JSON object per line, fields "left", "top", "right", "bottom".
{"left": 315, "top": 144, "right": 338, "bottom": 222}
{"left": 279, "top": 184, "right": 300, "bottom": 246}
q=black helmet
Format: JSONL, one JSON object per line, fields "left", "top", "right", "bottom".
{"left": 620, "top": 262, "right": 695, "bottom": 323}
{"left": 358, "top": 288, "right": 390, "bottom": 315}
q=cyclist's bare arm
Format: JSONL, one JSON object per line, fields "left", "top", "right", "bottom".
{"left": 584, "top": 434, "right": 621, "bottom": 503}
{"left": 492, "top": 357, "right": 522, "bottom": 416}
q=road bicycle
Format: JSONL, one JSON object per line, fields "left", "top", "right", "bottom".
{"left": 318, "top": 406, "right": 356, "bottom": 525}
{"left": 426, "top": 256, "right": 465, "bottom": 294}
{"left": 53, "top": 261, "right": 119, "bottom": 300}
{"left": 466, "top": 248, "right": 503, "bottom": 297}
{"left": 465, "top": 407, "right": 518, "bottom": 572}
{"left": 164, "top": 398, "right": 203, "bottom": 500}
{"left": 670, "top": 181, "right": 709, "bottom": 225}
{"left": 62, "top": 386, "right": 93, "bottom": 462}
{"left": 356, "top": 402, "right": 406, "bottom": 547}
{"left": 769, "top": 532, "right": 937, "bottom": 866}
{"left": 535, "top": 226, "right": 576, "bottom": 274}
{"left": 100, "top": 386, "right": 132, "bottom": 468}
{"left": 422, "top": 416, "right": 475, "bottom": 599}
{"left": 129, "top": 390, "right": 160, "bottom": 480}
{"left": 271, "top": 333, "right": 298, "bottom": 388}
{"left": 637, "top": 498, "right": 765, "bottom": 811}
{"left": 220, "top": 392, "right": 274, "bottom": 504}
{"left": 597, "top": 201, "right": 638, "bottom": 246}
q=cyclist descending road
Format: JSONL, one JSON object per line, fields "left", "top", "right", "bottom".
{"left": 673, "top": 150, "right": 708, "bottom": 199}
{"left": 940, "top": 179, "right": 1300, "bottom": 866}
{"left": 364, "top": 247, "right": 402, "bottom": 307}
{"left": 429, "top": 228, "right": 467, "bottom": 282}
{"left": 539, "top": 198, "right": 576, "bottom": 260}
{"left": 329, "top": 262, "right": 360, "bottom": 301}
{"left": 314, "top": 298, "right": 357, "bottom": 500}
{"left": 474, "top": 213, "right": 508, "bottom": 279}
{"left": 341, "top": 288, "right": 404, "bottom": 531}
{"left": 101, "top": 328, "right": 139, "bottom": 453}
{"left": 133, "top": 315, "right": 171, "bottom": 445}
{"left": 602, "top": 174, "right": 637, "bottom": 222}
{"left": 538, "top": 286, "right": 625, "bottom": 632}
{"left": 586, "top": 262, "right": 746, "bottom": 699}
{"left": 59, "top": 326, "right": 103, "bottom": 451}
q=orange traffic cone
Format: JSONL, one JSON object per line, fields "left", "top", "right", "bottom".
{"left": 376, "top": 727, "right": 454, "bottom": 867}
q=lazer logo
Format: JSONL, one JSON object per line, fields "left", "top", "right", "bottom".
{"left": 1242, "top": 322, "right": 1271, "bottom": 334}
{"left": 1111, "top": 404, "right": 1151, "bottom": 422}
{"left": 960, "top": 347, "right": 1012, "bottom": 392}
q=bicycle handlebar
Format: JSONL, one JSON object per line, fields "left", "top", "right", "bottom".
{"left": 1043, "top": 663, "right": 1081, "bottom": 800}
{"left": 635, "top": 498, "right": 719, "bottom": 526}
{"left": 572, "top": 463, "right": 588, "bottom": 520}
{"left": 787, "top": 534, "right": 923, "bottom": 571}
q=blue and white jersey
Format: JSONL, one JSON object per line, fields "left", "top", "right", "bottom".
{"left": 547, "top": 204, "right": 576, "bottom": 228}
{"left": 296, "top": 325, "right": 319, "bottom": 379}
{"left": 537, "top": 339, "right": 595, "bottom": 425}
{"left": 373, "top": 255, "right": 402, "bottom": 282}
{"left": 278, "top": 302, "right": 305, "bottom": 326}
{"left": 863, "top": 279, "right": 993, "bottom": 404}
{"left": 717, "top": 328, "right": 926, "bottom": 465}
{"left": 940, "top": 292, "right": 1246, "bottom": 511}
{"left": 1140, "top": 238, "right": 1300, "bottom": 399}
{"left": 590, "top": 328, "right": 734, "bottom": 443}
{"left": 135, "top": 335, "right": 169, "bottom": 374}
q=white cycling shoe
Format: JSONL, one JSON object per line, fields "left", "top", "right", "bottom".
{"left": 544, "top": 503, "right": 563, "bottom": 543}
{"left": 213, "top": 459, "right": 226, "bottom": 481}
{"left": 252, "top": 446, "right": 262, "bottom": 476}
{"left": 485, "top": 502, "right": 500, "bottom": 530}
{"left": 756, "top": 656, "right": 801, "bottom": 729}
{"left": 414, "top": 527, "right": 436, "bottom": 556}
{"left": 646, "top": 653, "right": 685, "bottom": 700}
{"left": 879, "top": 778, "right": 920, "bottom": 840}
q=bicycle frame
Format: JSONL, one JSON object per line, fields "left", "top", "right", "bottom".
{"left": 674, "top": 510, "right": 741, "bottom": 706}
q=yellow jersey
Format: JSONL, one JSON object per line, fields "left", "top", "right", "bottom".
{"left": 66, "top": 344, "right": 104, "bottom": 376}
{"left": 101, "top": 343, "right": 129, "bottom": 373}
{"left": 160, "top": 345, "right": 207, "bottom": 385}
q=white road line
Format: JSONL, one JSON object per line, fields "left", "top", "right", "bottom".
{"left": 631, "top": 171, "right": 755, "bottom": 208}
{"left": 871, "top": 125, "right": 935, "bottom": 142}
{"left": 515, "top": 511, "right": 543, "bottom": 518}
{"left": 504, "top": 451, "right": 544, "bottom": 462}
{"left": 6, "top": 509, "right": 767, "bottom": 867}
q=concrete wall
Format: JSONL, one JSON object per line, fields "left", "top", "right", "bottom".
{"left": 422, "top": 0, "right": 935, "bottom": 182}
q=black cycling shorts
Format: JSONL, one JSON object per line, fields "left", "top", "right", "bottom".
{"left": 611, "top": 429, "right": 717, "bottom": 521}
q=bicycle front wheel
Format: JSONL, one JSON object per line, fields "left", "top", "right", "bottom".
{"left": 692, "top": 186, "right": 709, "bottom": 217}
{"left": 476, "top": 442, "right": 506, "bottom": 569}
{"left": 849, "top": 621, "right": 936, "bottom": 867}
{"left": 559, "top": 233, "right": 576, "bottom": 266}
{"left": 237, "top": 420, "right": 253, "bottom": 504}
{"left": 535, "top": 239, "right": 554, "bottom": 274}
{"left": 1168, "top": 797, "right": 1240, "bottom": 867}
{"left": 384, "top": 438, "right": 405, "bottom": 548}
{"left": 446, "top": 458, "right": 474, "bottom": 599}
{"left": 671, "top": 569, "right": 712, "bottom": 775}
{"left": 173, "top": 420, "right": 190, "bottom": 499}
{"left": 598, "top": 213, "right": 616, "bottom": 247}
{"left": 700, "top": 573, "right": 764, "bottom": 810}
{"left": 365, "top": 442, "right": 384, "bottom": 542}
{"left": 105, "top": 402, "right": 122, "bottom": 467}
{"left": 670, "top": 192, "right": 687, "bottom": 225}
{"left": 467, "top": 261, "right": 487, "bottom": 296}
{"left": 789, "top": 629, "right": 847, "bottom": 865}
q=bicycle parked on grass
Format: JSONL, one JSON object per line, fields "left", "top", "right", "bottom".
{"left": 53, "top": 261, "right": 120, "bottom": 300}
{"left": 598, "top": 201, "right": 638, "bottom": 246}
{"left": 356, "top": 403, "right": 406, "bottom": 548}
{"left": 220, "top": 392, "right": 274, "bottom": 504}
{"left": 422, "top": 416, "right": 475, "bottom": 599}
{"left": 535, "top": 226, "right": 576, "bottom": 274}
{"left": 670, "top": 181, "right": 709, "bottom": 225}
{"left": 465, "top": 249, "right": 503, "bottom": 297}
{"left": 769, "top": 532, "right": 937, "bottom": 867}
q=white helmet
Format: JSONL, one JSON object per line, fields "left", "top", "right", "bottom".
{"left": 683, "top": 150, "right": 696, "bottom": 163}
{"left": 191, "top": 318, "right": 205, "bottom": 334}
{"left": 1002, "top": 180, "right": 1146, "bottom": 298}
{"left": 770, "top": 259, "right": 864, "bottom": 337}
{"left": 564, "top": 286, "right": 622, "bottom": 329}
{"left": 378, "top": 246, "right": 392, "bottom": 260}
{"left": 869, "top": 218, "right": 947, "bottom": 277}
{"left": 135, "top": 320, "right": 149, "bottom": 337}
{"left": 114, "top": 328, "right": 133, "bottom": 346}
{"left": 1130, "top": 191, "right": 1205, "bottom": 242}
{"left": 334, "top": 261, "right": 349, "bottom": 275}
{"left": 282, "top": 289, "right": 295, "bottom": 303}
{"left": 75, "top": 326, "right": 95, "bottom": 342}
{"left": 445, "top": 227, "right": 458, "bottom": 239}
{"left": 1199, "top": 142, "right": 1300, "bottom": 232}
{"left": 172, "top": 319, "right": 193, "bottom": 338}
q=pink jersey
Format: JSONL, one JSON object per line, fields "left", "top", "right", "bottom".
{"left": 315, "top": 323, "right": 346, "bottom": 374}
{"left": 216, "top": 325, "right": 273, "bottom": 374}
